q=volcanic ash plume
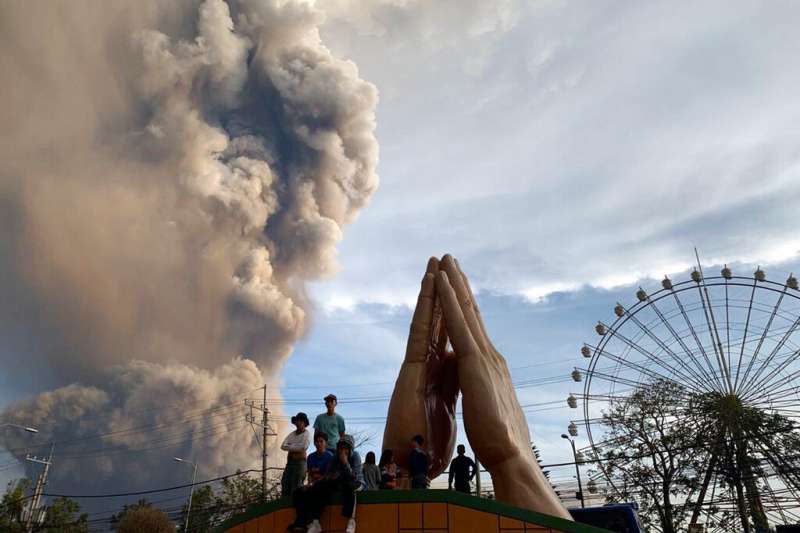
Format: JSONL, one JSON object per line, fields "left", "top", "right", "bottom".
{"left": 0, "top": 359, "right": 266, "bottom": 489}
{"left": 0, "top": 0, "right": 377, "bottom": 490}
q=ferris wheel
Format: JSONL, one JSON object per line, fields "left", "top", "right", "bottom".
{"left": 569, "top": 260, "right": 800, "bottom": 532}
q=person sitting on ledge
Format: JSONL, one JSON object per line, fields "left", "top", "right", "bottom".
{"left": 409, "top": 435, "right": 429, "bottom": 489}
{"left": 378, "top": 449, "right": 398, "bottom": 489}
{"left": 288, "top": 434, "right": 362, "bottom": 533}
{"left": 362, "top": 451, "right": 380, "bottom": 490}
{"left": 306, "top": 432, "right": 333, "bottom": 484}
{"left": 448, "top": 444, "right": 477, "bottom": 494}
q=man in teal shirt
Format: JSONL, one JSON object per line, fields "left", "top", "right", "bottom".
{"left": 314, "top": 393, "right": 345, "bottom": 452}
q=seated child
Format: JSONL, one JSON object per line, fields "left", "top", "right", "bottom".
{"left": 378, "top": 449, "right": 399, "bottom": 490}
{"left": 289, "top": 435, "right": 360, "bottom": 533}
{"left": 306, "top": 432, "right": 333, "bottom": 484}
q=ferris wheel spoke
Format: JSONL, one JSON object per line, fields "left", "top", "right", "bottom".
{"left": 593, "top": 342, "right": 702, "bottom": 393}
{"left": 742, "top": 351, "right": 800, "bottom": 403}
{"left": 671, "top": 289, "right": 727, "bottom": 392}
{"left": 749, "top": 435, "right": 800, "bottom": 496}
{"left": 741, "top": 324, "right": 800, "bottom": 401}
{"left": 694, "top": 255, "right": 735, "bottom": 393}
{"left": 615, "top": 304, "right": 710, "bottom": 392}
{"left": 734, "top": 280, "right": 759, "bottom": 391}
{"left": 737, "top": 287, "right": 790, "bottom": 396}
{"left": 762, "top": 475, "right": 790, "bottom": 524}
{"left": 647, "top": 295, "right": 723, "bottom": 389}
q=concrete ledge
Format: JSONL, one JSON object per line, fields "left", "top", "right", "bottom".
{"left": 214, "top": 490, "right": 613, "bottom": 533}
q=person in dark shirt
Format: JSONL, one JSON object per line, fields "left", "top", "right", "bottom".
{"left": 289, "top": 435, "right": 360, "bottom": 533}
{"left": 448, "top": 444, "right": 477, "bottom": 494}
{"left": 408, "top": 434, "right": 429, "bottom": 489}
{"left": 306, "top": 432, "right": 333, "bottom": 484}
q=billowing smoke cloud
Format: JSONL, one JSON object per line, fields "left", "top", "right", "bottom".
{"left": 0, "top": 0, "right": 377, "bottom": 491}
{"left": 1, "top": 359, "right": 265, "bottom": 488}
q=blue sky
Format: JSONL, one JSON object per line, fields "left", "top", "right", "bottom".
{"left": 275, "top": 0, "right": 800, "bottom": 497}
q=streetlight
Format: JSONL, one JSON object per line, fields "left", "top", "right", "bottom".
{"left": 1, "top": 423, "right": 39, "bottom": 433}
{"left": 561, "top": 434, "right": 585, "bottom": 508}
{"left": 174, "top": 457, "right": 198, "bottom": 533}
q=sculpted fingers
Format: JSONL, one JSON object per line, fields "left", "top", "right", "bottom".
{"left": 405, "top": 259, "right": 439, "bottom": 363}
{"left": 453, "top": 257, "right": 494, "bottom": 349}
{"left": 436, "top": 271, "right": 479, "bottom": 357}
{"left": 440, "top": 255, "right": 489, "bottom": 352}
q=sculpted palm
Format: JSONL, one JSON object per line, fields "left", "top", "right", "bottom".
{"left": 383, "top": 255, "right": 571, "bottom": 520}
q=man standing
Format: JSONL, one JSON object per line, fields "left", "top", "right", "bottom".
{"left": 448, "top": 444, "right": 477, "bottom": 494}
{"left": 314, "top": 394, "right": 345, "bottom": 452}
{"left": 409, "top": 435, "right": 429, "bottom": 489}
{"left": 280, "top": 412, "right": 311, "bottom": 498}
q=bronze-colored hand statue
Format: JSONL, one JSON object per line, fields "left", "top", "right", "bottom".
{"left": 383, "top": 257, "right": 460, "bottom": 478}
{"left": 383, "top": 255, "right": 571, "bottom": 520}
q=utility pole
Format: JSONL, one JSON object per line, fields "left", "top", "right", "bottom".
{"left": 246, "top": 385, "right": 276, "bottom": 502}
{"left": 262, "top": 385, "right": 267, "bottom": 501}
{"left": 173, "top": 457, "right": 198, "bottom": 533}
{"left": 561, "top": 434, "right": 585, "bottom": 508}
{"left": 25, "top": 443, "right": 54, "bottom": 533}
{"left": 474, "top": 456, "right": 481, "bottom": 497}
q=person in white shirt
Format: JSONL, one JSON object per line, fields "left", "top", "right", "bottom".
{"left": 281, "top": 412, "right": 311, "bottom": 498}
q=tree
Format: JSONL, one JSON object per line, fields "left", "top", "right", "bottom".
{"left": 40, "top": 496, "right": 88, "bottom": 532}
{"left": 177, "top": 485, "right": 215, "bottom": 533}
{"left": 212, "top": 471, "right": 265, "bottom": 523}
{"left": 591, "top": 380, "right": 704, "bottom": 533}
{"left": 1, "top": 479, "right": 87, "bottom": 533}
{"left": 0, "top": 479, "right": 29, "bottom": 533}
{"left": 531, "top": 444, "right": 560, "bottom": 499}
{"left": 112, "top": 499, "right": 175, "bottom": 533}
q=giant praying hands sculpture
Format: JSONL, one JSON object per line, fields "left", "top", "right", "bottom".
{"left": 382, "top": 255, "right": 572, "bottom": 520}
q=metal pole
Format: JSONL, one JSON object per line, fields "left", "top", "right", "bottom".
{"left": 26, "top": 443, "right": 54, "bottom": 533}
{"left": 262, "top": 384, "right": 268, "bottom": 502}
{"left": 570, "top": 439, "right": 585, "bottom": 508}
{"left": 562, "top": 434, "right": 584, "bottom": 508}
{"left": 474, "top": 456, "right": 481, "bottom": 497}
{"left": 184, "top": 462, "right": 197, "bottom": 533}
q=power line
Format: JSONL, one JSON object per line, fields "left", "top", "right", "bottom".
{"left": 38, "top": 469, "right": 261, "bottom": 499}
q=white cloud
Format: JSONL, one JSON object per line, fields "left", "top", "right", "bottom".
{"left": 310, "top": 0, "right": 800, "bottom": 308}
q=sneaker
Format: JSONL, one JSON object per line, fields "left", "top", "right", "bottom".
{"left": 306, "top": 520, "right": 322, "bottom": 533}
{"left": 346, "top": 518, "right": 356, "bottom": 533}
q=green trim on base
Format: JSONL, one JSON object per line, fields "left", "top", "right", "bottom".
{"left": 212, "top": 489, "right": 613, "bottom": 533}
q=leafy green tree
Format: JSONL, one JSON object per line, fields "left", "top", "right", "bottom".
{"left": 112, "top": 499, "right": 175, "bottom": 533}
{"left": 531, "top": 444, "right": 560, "bottom": 499}
{"left": 40, "top": 496, "right": 88, "bottom": 532}
{"left": 212, "top": 470, "right": 264, "bottom": 522}
{"left": 591, "top": 380, "right": 704, "bottom": 533}
{"left": 0, "top": 479, "right": 30, "bottom": 533}
{"left": 1, "top": 479, "right": 87, "bottom": 532}
{"left": 112, "top": 499, "right": 175, "bottom": 532}
{"left": 177, "top": 485, "right": 215, "bottom": 533}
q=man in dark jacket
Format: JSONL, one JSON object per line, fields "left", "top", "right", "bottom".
{"left": 448, "top": 444, "right": 477, "bottom": 494}
{"left": 409, "top": 434, "right": 429, "bottom": 489}
{"left": 289, "top": 434, "right": 361, "bottom": 533}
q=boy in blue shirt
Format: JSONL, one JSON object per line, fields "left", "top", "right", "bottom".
{"left": 313, "top": 393, "right": 345, "bottom": 452}
{"left": 289, "top": 435, "right": 362, "bottom": 533}
{"left": 306, "top": 432, "right": 333, "bottom": 483}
